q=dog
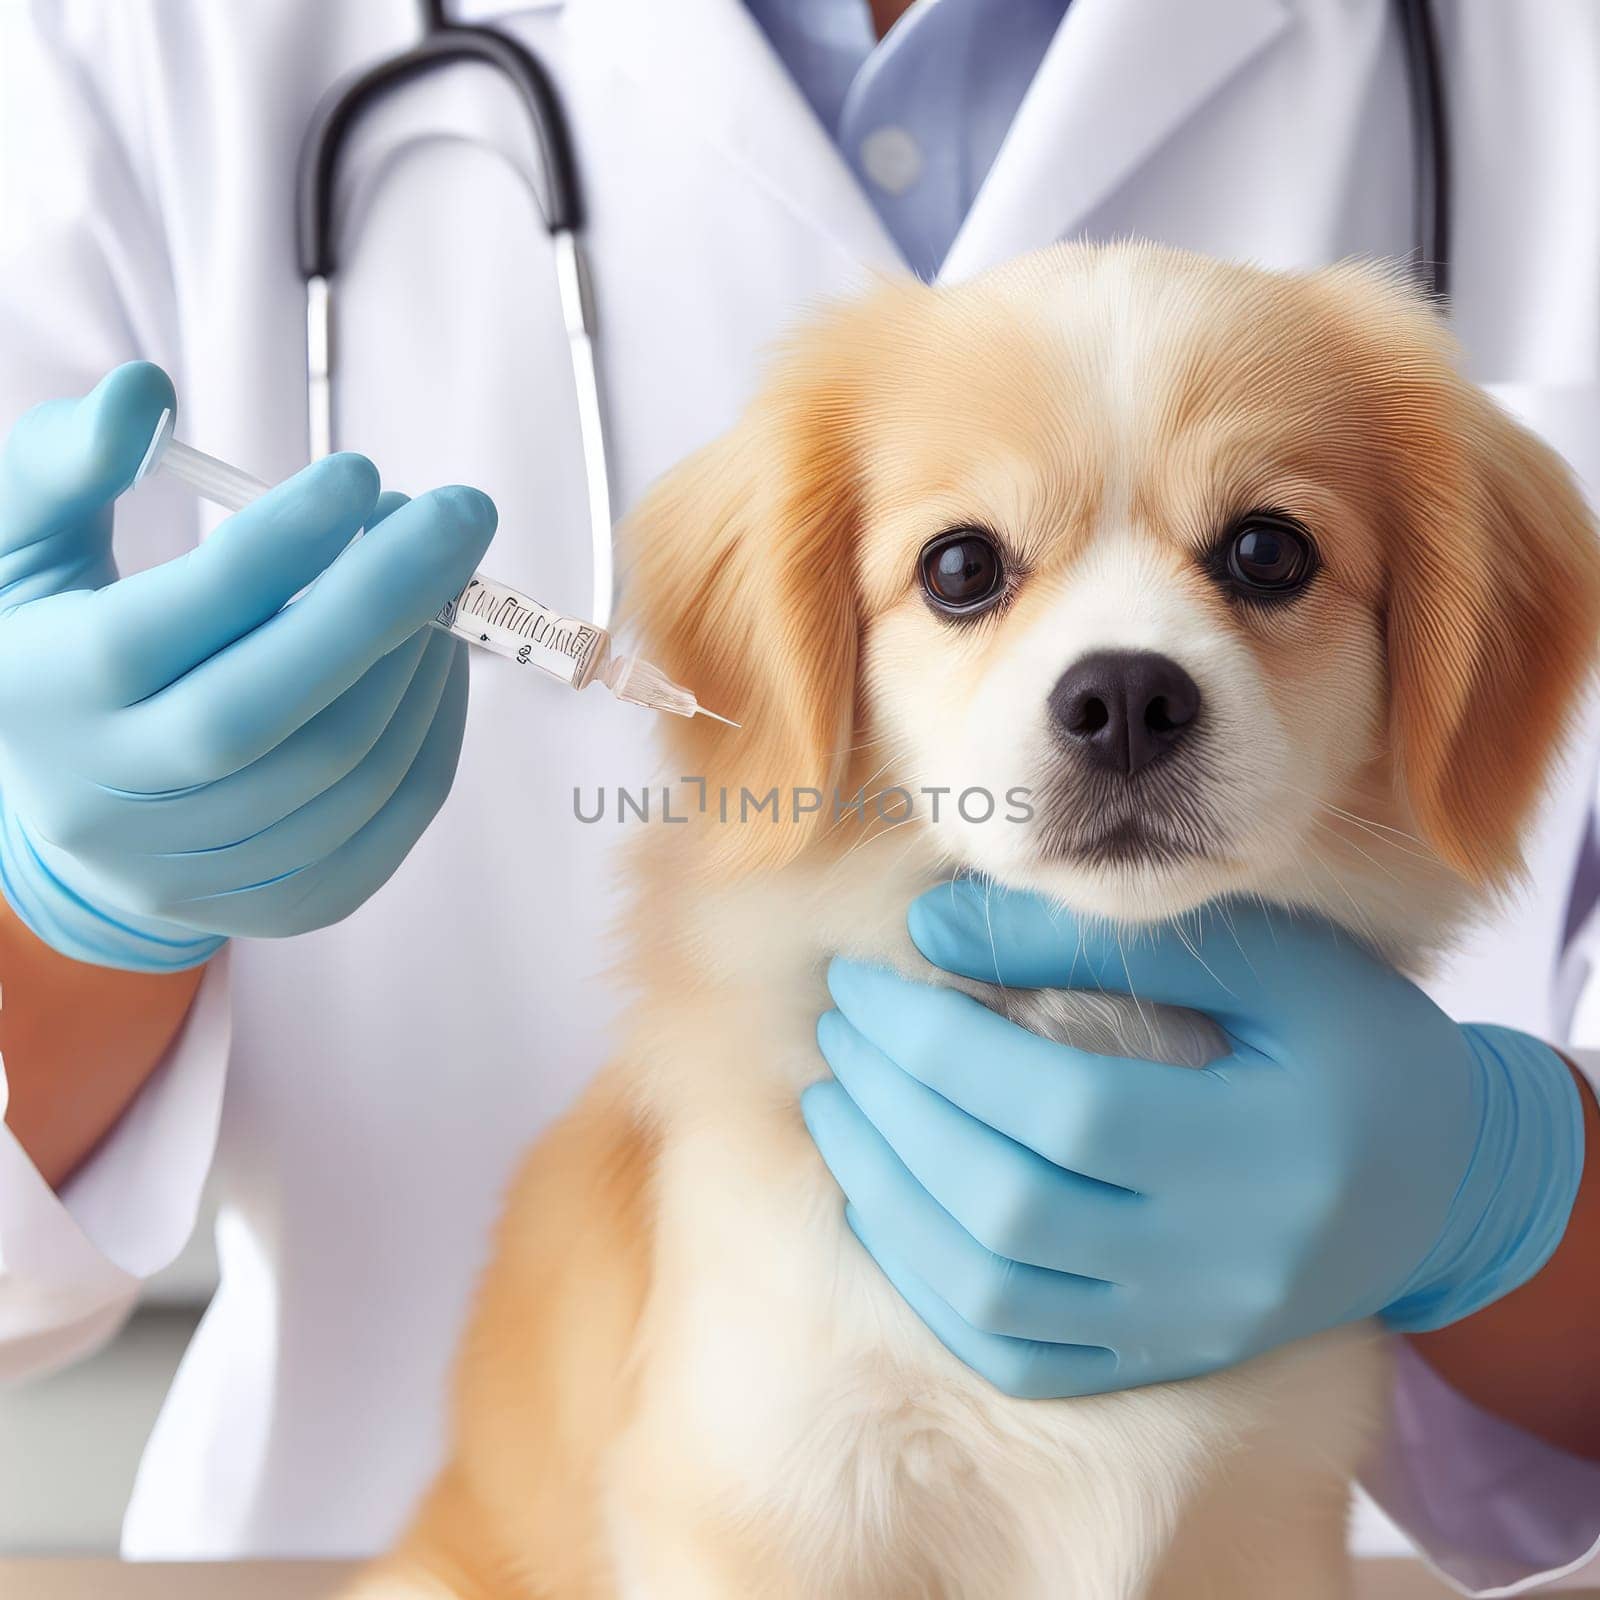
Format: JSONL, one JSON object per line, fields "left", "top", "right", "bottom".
{"left": 352, "top": 243, "right": 1600, "bottom": 1598}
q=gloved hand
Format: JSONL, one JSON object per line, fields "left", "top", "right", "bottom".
{"left": 804, "top": 882, "right": 1585, "bottom": 1398}
{"left": 0, "top": 362, "right": 497, "bottom": 972}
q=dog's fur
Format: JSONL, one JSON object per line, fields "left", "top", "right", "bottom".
{"left": 353, "top": 245, "right": 1600, "bottom": 1599}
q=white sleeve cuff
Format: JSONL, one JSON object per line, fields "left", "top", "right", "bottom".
{"left": 0, "top": 947, "right": 231, "bottom": 1383}
{"left": 1357, "top": 1046, "right": 1600, "bottom": 1595}
{"left": 1362, "top": 1339, "right": 1600, "bottom": 1595}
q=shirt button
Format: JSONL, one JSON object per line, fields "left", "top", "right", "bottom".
{"left": 859, "top": 127, "right": 923, "bottom": 195}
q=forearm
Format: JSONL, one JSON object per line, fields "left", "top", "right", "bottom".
{"left": 1408, "top": 1060, "right": 1600, "bottom": 1461}
{"left": 0, "top": 893, "right": 205, "bottom": 1189}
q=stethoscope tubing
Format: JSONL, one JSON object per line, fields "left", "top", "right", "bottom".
{"left": 1396, "top": 0, "right": 1450, "bottom": 304}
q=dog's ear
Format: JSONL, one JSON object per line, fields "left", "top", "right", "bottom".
{"left": 1387, "top": 381, "right": 1600, "bottom": 883}
{"left": 621, "top": 317, "right": 865, "bottom": 870}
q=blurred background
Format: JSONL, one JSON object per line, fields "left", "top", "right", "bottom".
{"left": 0, "top": 1200, "right": 215, "bottom": 1554}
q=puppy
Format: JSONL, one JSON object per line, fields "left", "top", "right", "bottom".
{"left": 354, "top": 243, "right": 1600, "bottom": 1599}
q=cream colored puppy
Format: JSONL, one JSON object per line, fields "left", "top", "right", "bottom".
{"left": 353, "top": 243, "right": 1600, "bottom": 1600}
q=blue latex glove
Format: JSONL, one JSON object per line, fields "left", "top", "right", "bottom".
{"left": 0, "top": 363, "right": 497, "bottom": 971}
{"left": 804, "top": 882, "right": 1584, "bottom": 1398}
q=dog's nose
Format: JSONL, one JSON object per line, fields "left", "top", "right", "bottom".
{"left": 1048, "top": 651, "right": 1201, "bottom": 776}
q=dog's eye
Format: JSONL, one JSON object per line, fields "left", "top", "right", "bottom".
{"left": 1220, "top": 514, "right": 1317, "bottom": 597}
{"left": 920, "top": 528, "right": 1005, "bottom": 614}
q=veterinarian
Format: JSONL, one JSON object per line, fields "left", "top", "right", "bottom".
{"left": 1, "top": 1, "right": 1598, "bottom": 1590}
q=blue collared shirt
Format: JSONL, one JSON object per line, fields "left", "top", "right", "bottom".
{"left": 744, "top": 0, "right": 1071, "bottom": 279}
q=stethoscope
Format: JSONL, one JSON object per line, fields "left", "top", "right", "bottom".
{"left": 293, "top": 0, "right": 1452, "bottom": 636}
{"left": 294, "top": 0, "right": 613, "bottom": 627}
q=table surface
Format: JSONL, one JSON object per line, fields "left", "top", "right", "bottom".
{"left": 3, "top": 1562, "right": 1595, "bottom": 1599}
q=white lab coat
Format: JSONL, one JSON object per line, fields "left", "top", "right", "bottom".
{"left": 1, "top": 0, "right": 1599, "bottom": 1584}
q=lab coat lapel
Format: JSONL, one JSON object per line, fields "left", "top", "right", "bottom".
{"left": 940, "top": 0, "right": 1291, "bottom": 282}
{"left": 562, "top": 0, "right": 906, "bottom": 276}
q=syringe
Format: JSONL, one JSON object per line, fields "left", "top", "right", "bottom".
{"left": 132, "top": 410, "right": 738, "bottom": 726}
